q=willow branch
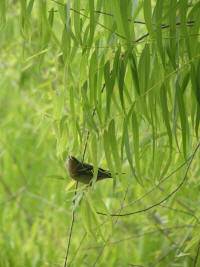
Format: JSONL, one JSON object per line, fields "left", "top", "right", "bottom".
{"left": 96, "top": 141, "right": 200, "bottom": 217}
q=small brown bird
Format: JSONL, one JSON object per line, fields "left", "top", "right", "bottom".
{"left": 66, "top": 156, "right": 112, "bottom": 184}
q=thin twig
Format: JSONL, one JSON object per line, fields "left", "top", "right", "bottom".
{"left": 96, "top": 141, "right": 200, "bottom": 217}
{"left": 84, "top": 224, "right": 195, "bottom": 250}
{"left": 50, "top": 0, "right": 194, "bottom": 30}
{"left": 0, "top": 186, "right": 26, "bottom": 205}
{"left": 121, "top": 155, "right": 192, "bottom": 210}
{"left": 63, "top": 181, "right": 79, "bottom": 267}
{"left": 68, "top": 232, "right": 87, "bottom": 266}
{"left": 92, "top": 185, "right": 130, "bottom": 266}
{"left": 50, "top": 0, "right": 195, "bottom": 45}
{"left": 158, "top": 204, "right": 200, "bottom": 224}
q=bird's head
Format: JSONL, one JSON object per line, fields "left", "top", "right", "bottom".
{"left": 66, "top": 156, "right": 80, "bottom": 178}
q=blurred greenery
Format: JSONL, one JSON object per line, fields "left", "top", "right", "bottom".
{"left": 0, "top": 1, "right": 200, "bottom": 267}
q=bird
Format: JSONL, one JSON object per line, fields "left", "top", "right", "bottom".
{"left": 66, "top": 156, "right": 112, "bottom": 184}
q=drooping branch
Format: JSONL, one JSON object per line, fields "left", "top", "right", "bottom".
{"left": 96, "top": 141, "right": 200, "bottom": 217}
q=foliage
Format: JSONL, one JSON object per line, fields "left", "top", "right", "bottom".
{"left": 0, "top": 0, "right": 200, "bottom": 266}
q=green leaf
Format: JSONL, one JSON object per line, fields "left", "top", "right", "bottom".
{"left": 138, "top": 44, "right": 150, "bottom": 93}
{"left": 84, "top": 193, "right": 105, "bottom": 241}
{"left": 104, "top": 61, "right": 114, "bottom": 119}
{"left": 153, "top": 0, "right": 165, "bottom": 65}
{"left": 103, "top": 130, "right": 115, "bottom": 188}
{"left": 69, "top": 86, "right": 75, "bottom": 120}
{"left": 27, "top": 0, "right": 34, "bottom": 15}
{"left": 168, "top": 0, "right": 177, "bottom": 69}
{"left": 45, "top": 175, "right": 66, "bottom": 181}
{"left": 59, "top": 115, "right": 68, "bottom": 137}
{"left": 112, "top": 1, "right": 126, "bottom": 39}
{"left": 121, "top": 107, "right": 135, "bottom": 176}
{"left": 176, "top": 80, "right": 189, "bottom": 157}
{"left": 143, "top": 0, "right": 152, "bottom": 34}
{"left": 88, "top": 0, "right": 95, "bottom": 46}
{"left": 61, "top": 26, "right": 71, "bottom": 61}
{"left": 108, "top": 119, "right": 121, "bottom": 174}
{"left": 81, "top": 196, "right": 96, "bottom": 238}
{"left": 73, "top": 0, "right": 82, "bottom": 44}
{"left": 90, "top": 133, "right": 98, "bottom": 185}
{"left": 48, "top": 8, "right": 54, "bottom": 27}
{"left": 118, "top": 58, "right": 126, "bottom": 111}
{"left": 89, "top": 50, "right": 98, "bottom": 105}
{"left": 195, "top": 106, "right": 200, "bottom": 138}
{"left": 0, "top": 0, "right": 6, "bottom": 30}
{"left": 129, "top": 52, "right": 140, "bottom": 95}
{"left": 112, "top": 46, "right": 121, "bottom": 85}
{"left": 160, "top": 84, "right": 172, "bottom": 149}
{"left": 132, "top": 110, "right": 141, "bottom": 179}
{"left": 81, "top": 82, "right": 98, "bottom": 133}
{"left": 119, "top": 0, "right": 131, "bottom": 40}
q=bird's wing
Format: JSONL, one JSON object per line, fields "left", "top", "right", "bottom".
{"left": 97, "top": 167, "right": 112, "bottom": 178}
{"left": 74, "top": 158, "right": 111, "bottom": 179}
{"left": 76, "top": 162, "right": 94, "bottom": 176}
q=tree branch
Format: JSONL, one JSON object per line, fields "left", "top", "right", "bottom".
{"left": 96, "top": 141, "right": 200, "bottom": 217}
